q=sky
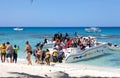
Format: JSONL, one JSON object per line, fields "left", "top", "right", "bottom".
{"left": 0, "top": 0, "right": 120, "bottom": 27}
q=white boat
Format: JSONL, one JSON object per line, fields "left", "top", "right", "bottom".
{"left": 108, "top": 45, "right": 120, "bottom": 51}
{"left": 85, "top": 27, "right": 101, "bottom": 33}
{"left": 13, "top": 27, "right": 24, "bottom": 31}
{"left": 48, "top": 43, "right": 107, "bottom": 63}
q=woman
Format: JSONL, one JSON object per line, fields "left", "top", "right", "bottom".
{"left": 24, "top": 41, "right": 32, "bottom": 65}
{"left": 6, "top": 42, "right": 13, "bottom": 63}
{"left": 38, "top": 48, "right": 43, "bottom": 63}
{"left": 36, "top": 48, "right": 42, "bottom": 64}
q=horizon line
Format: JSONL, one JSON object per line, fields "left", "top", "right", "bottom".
{"left": 0, "top": 26, "right": 120, "bottom": 27}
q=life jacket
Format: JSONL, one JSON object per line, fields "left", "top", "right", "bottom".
{"left": 56, "top": 38, "right": 60, "bottom": 44}
{"left": 53, "top": 50, "right": 58, "bottom": 56}
{"left": 46, "top": 51, "right": 50, "bottom": 58}
{"left": 67, "top": 40, "right": 71, "bottom": 48}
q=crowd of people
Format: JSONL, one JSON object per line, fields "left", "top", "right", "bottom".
{"left": 52, "top": 32, "right": 96, "bottom": 50}
{"left": 32, "top": 32, "right": 97, "bottom": 65}
{"left": 0, "top": 32, "right": 97, "bottom": 66}
{"left": 33, "top": 41, "right": 65, "bottom": 65}
{"left": 0, "top": 42, "right": 19, "bottom": 63}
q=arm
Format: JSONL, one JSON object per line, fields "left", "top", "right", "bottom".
{"left": 6, "top": 45, "right": 10, "bottom": 51}
{"left": 17, "top": 46, "right": 20, "bottom": 50}
{"left": 24, "top": 45, "right": 28, "bottom": 53}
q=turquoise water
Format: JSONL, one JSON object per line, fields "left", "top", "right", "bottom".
{"left": 0, "top": 27, "right": 120, "bottom": 68}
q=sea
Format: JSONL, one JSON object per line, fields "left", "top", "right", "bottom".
{"left": 0, "top": 27, "right": 120, "bottom": 68}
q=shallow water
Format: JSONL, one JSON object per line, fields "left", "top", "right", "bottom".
{"left": 0, "top": 27, "right": 120, "bottom": 68}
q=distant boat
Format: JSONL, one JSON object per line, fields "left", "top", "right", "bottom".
{"left": 108, "top": 45, "right": 120, "bottom": 51}
{"left": 85, "top": 27, "right": 101, "bottom": 33}
{"left": 13, "top": 27, "right": 24, "bottom": 31}
{"left": 108, "top": 43, "right": 120, "bottom": 51}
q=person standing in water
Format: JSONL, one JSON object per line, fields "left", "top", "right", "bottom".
{"left": 13, "top": 45, "right": 19, "bottom": 63}
{"left": 24, "top": 41, "right": 32, "bottom": 65}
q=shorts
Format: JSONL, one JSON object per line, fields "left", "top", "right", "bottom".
{"left": 13, "top": 54, "right": 17, "bottom": 59}
{"left": 6, "top": 52, "right": 12, "bottom": 58}
{"left": 1, "top": 53, "right": 6, "bottom": 56}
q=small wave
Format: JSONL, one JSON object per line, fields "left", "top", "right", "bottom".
{"left": 100, "top": 34, "right": 108, "bottom": 37}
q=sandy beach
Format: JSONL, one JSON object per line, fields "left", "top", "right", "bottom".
{"left": 0, "top": 60, "right": 120, "bottom": 78}
{"left": 1, "top": 0, "right": 120, "bottom": 77}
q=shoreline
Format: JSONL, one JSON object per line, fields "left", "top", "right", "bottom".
{"left": 0, "top": 60, "right": 120, "bottom": 77}
{"left": 17, "top": 58, "right": 120, "bottom": 69}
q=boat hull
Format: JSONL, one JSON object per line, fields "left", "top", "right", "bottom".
{"left": 108, "top": 46, "right": 120, "bottom": 51}
{"left": 65, "top": 43, "right": 107, "bottom": 63}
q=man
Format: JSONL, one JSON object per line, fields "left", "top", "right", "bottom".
{"left": 13, "top": 45, "right": 19, "bottom": 63}
{"left": 6, "top": 42, "right": 13, "bottom": 63}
